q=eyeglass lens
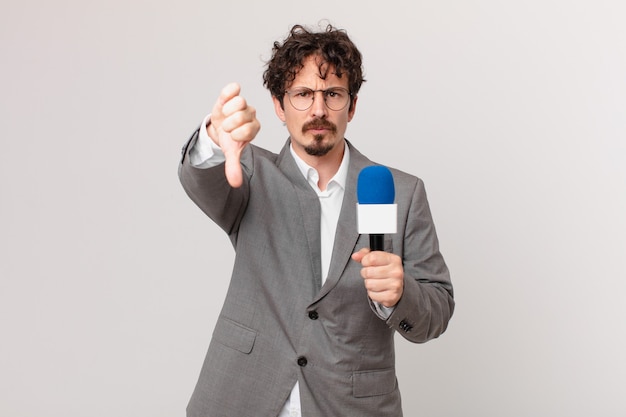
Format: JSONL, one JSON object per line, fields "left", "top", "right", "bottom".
{"left": 286, "top": 88, "right": 350, "bottom": 111}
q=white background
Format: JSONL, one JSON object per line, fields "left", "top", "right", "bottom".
{"left": 2, "top": 1, "right": 625, "bottom": 416}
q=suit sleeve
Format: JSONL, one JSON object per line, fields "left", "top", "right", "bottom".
{"left": 386, "top": 177, "right": 455, "bottom": 343}
{"left": 178, "top": 127, "right": 251, "bottom": 237}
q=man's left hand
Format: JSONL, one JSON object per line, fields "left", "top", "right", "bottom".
{"left": 352, "top": 248, "right": 404, "bottom": 308}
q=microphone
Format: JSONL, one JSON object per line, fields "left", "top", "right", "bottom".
{"left": 356, "top": 166, "right": 397, "bottom": 251}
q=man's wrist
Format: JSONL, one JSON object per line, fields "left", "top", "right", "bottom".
{"left": 188, "top": 114, "right": 226, "bottom": 168}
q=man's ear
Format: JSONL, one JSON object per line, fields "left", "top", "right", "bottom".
{"left": 273, "top": 96, "right": 286, "bottom": 122}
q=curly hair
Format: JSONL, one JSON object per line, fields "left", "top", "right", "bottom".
{"left": 262, "top": 24, "right": 365, "bottom": 111}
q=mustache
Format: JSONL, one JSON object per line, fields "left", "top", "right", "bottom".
{"left": 302, "top": 119, "right": 337, "bottom": 133}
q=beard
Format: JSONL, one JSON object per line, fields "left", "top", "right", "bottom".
{"left": 304, "top": 134, "right": 335, "bottom": 156}
{"left": 302, "top": 119, "right": 338, "bottom": 157}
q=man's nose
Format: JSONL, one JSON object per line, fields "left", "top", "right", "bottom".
{"left": 309, "top": 91, "right": 328, "bottom": 118}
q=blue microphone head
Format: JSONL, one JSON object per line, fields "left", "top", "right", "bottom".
{"left": 357, "top": 166, "right": 395, "bottom": 204}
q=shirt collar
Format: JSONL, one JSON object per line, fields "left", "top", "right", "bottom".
{"left": 290, "top": 140, "right": 350, "bottom": 192}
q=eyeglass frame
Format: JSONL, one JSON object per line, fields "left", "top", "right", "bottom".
{"left": 283, "top": 87, "right": 353, "bottom": 111}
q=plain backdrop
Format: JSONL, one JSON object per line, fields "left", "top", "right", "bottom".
{"left": 2, "top": 1, "right": 625, "bottom": 416}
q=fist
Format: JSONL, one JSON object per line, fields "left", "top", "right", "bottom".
{"left": 352, "top": 248, "right": 404, "bottom": 307}
{"left": 207, "top": 82, "right": 261, "bottom": 188}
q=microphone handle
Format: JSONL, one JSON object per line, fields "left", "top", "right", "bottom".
{"left": 369, "top": 234, "right": 385, "bottom": 251}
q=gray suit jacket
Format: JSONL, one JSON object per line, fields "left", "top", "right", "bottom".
{"left": 179, "top": 129, "right": 454, "bottom": 417}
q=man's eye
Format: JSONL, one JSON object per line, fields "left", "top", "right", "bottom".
{"left": 326, "top": 89, "right": 345, "bottom": 98}
{"left": 296, "top": 90, "right": 312, "bottom": 97}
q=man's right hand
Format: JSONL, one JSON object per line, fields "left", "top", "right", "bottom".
{"left": 207, "top": 82, "right": 261, "bottom": 188}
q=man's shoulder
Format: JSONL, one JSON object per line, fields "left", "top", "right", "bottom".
{"left": 249, "top": 144, "right": 279, "bottom": 159}
{"left": 346, "top": 140, "right": 423, "bottom": 191}
{"left": 387, "top": 166, "right": 421, "bottom": 185}
{"left": 246, "top": 140, "right": 288, "bottom": 164}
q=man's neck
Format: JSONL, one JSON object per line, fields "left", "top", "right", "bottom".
{"left": 289, "top": 140, "right": 346, "bottom": 191}
{"left": 300, "top": 140, "right": 345, "bottom": 191}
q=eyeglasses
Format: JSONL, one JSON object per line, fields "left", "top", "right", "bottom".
{"left": 284, "top": 87, "right": 352, "bottom": 111}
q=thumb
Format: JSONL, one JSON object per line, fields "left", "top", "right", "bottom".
{"left": 223, "top": 145, "right": 244, "bottom": 188}
{"left": 351, "top": 247, "right": 371, "bottom": 263}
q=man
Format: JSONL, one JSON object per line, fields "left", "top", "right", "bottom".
{"left": 179, "top": 24, "right": 454, "bottom": 417}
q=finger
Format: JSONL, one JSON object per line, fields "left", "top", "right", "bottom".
{"left": 230, "top": 120, "right": 260, "bottom": 142}
{"left": 219, "top": 82, "right": 241, "bottom": 106}
{"left": 221, "top": 105, "right": 256, "bottom": 136}
{"left": 213, "top": 82, "right": 241, "bottom": 119}
{"left": 363, "top": 251, "right": 401, "bottom": 268}
{"left": 364, "top": 274, "right": 403, "bottom": 290}
{"left": 359, "top": 250, "right": 384, "bottom": 267}
{"left": 363, "top": 276, "right": 403, "bottom": 301}
{"left": 221, "top": 96, "right": 248, "bottom": 119}
{"left": 360, "top": 257, "right": 402, "bottom": 279}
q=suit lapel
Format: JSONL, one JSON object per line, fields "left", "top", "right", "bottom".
{"left": 276, "top": 140, "right": 323, "bottom": 292}
{"left": 276, "top": 139, "right": 374, "bottom": 299}
{"left": 315, "top": 141, "right": 372, "bottom": 301}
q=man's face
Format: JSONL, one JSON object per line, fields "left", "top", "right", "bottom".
{"left": 273, "top": 55, "right": 357, "bottom": 162}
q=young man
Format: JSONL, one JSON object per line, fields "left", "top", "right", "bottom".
{"left": 179, "top": 24, "right": 454, "bottom": 417}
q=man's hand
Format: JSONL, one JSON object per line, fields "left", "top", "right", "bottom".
{"left": 352, "top": 248, "right": 404, "bottom": 308}
{"left": 207, "top": 82, "right": 261, "bottom": 188}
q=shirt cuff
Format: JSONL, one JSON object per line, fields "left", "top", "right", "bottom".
{"left": 189, "top": 114, "right": 226, "bottom": 168}
{"left": 372, "top": 300, "right": 396, "bottom": 320}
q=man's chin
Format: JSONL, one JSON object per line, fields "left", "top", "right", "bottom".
{"left": 304, "top": 144, "right": 334, "bottom": 157}
{"left": 304, "top": 135, "right": 334, "bottom": 156}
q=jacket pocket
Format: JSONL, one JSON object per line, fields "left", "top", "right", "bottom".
{"left": 352, "top": 368, "right": 397, "bottom": 398}
{"left": 212, "top": 318, "right": 257, "bottom": 354}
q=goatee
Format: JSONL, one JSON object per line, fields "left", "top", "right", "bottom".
{"left": 302, "top": 119, "right": 337, "bottom": 157}
{"left": 304, "top": 134, "right": 334, "bottom": 156}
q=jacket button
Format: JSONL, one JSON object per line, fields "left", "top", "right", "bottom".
{"left": 297, "top": 356, "right": 308, "bottom": 367}
{"left": 399, "top": 319, "right": 413, "bottom": 332}
{"left": 308, "top": 311, "right": 319, "bottom": 320}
